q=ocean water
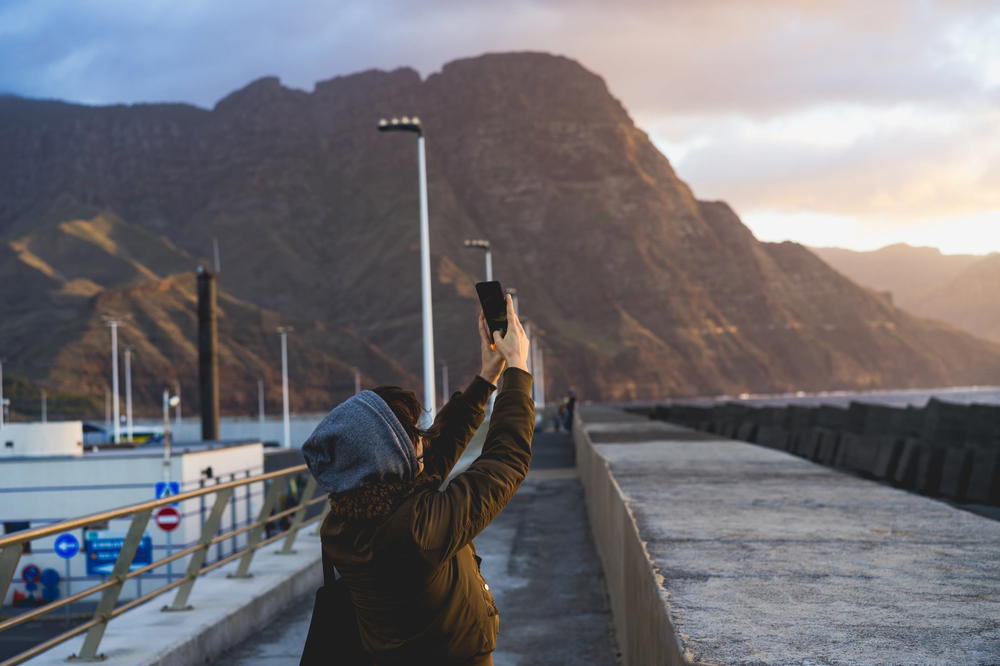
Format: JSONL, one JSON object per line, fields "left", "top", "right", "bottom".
{"left": 663, "top": 385, "right": 1000, "bottom": 408}
{"left": 603, "top": 385, "right": 1000, "bottom": 410}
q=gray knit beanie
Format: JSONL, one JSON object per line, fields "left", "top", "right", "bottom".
{"left": 301, "top": 390, "right": 420, "bottom": 494}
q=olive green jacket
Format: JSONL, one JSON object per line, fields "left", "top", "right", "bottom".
{"left": 320, "top": 367, "right": 535, "bottom": 664}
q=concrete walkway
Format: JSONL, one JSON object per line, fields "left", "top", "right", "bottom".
{"left": 218, "top": 425, "right": 618, "bottom": 665}
{"left": 578, "top": 404, "right": 1000, "bottom": 666}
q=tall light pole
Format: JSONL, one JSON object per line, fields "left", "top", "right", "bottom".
{"left": 258, "top": 379, "right": 265, "bottom": 440}
{"left": 40, "top": 388, "right": 46, "bottom": 423}
{"left": 277, "top": 326, "right": 292, "bottom": 448}
{"left": 162, "top": 388, "right": 180, "bottom": 478}
{"left": 104, "top": 318, "right": 122, "bottom": 444}
{"left": 463, "top": 239, "right": 493, "bottom": 282}
{"left": 174, "top": 380, "right": 182, "bottom": 429}
{"left": 378, "top": 116, "right": 436, "bottom": 421}
{"left": 124, "top": 347, "right": 134, "bottom": 441}
{"left": 535, "top": 345, "right": 545, "bottom": 407}
{"left": 162, "top": 387, "right": 180, "bottom": 585}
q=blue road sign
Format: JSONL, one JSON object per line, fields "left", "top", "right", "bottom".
{"left": 155, "top": 481, "right": 181, "bottom": 506}
{"left": 84, "top": 531, "right": 153, "bottom": 576}
{"left": 21, "top": 564, "right": 40, "bottom": 583}
{"left": 40, "top": 568, "right": 60, "bottom": 587}
{"left": 54, "top": 533, "right": 80, "bottom": 559}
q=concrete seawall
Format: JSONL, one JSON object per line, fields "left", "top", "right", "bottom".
{"left": 573, "top": 409, "right": 686, "bottom": 665}
{"left": 574, "top": 405, "right": 1000, "bottom": 665}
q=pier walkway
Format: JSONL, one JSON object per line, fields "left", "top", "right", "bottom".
{"left": 218, "top": 425, "right": 619, "bottom": 665}
{"left": 576, "top": 405, "right": 1000, "bottom": 665}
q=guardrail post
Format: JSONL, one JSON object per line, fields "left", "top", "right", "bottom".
{"left": 278, "top": 476, "right": 317, "bottom": 554}
{"left": 228, "top": 476, "right": 286, "bottom": 579}
{"left": 0, "top": 543, "right": 24, "bottom": 612}
{"left": 164, "top": 486, "right": 234, "bottom": 611}
{"left": 71, "top": 508, "right": 152, "bottom": 661}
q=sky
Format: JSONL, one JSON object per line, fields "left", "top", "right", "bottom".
{"left": 2, "top": 0, "right": 998, "bottom": 255}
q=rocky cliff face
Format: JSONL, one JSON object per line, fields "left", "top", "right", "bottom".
{"left": 2, "top": 52, "right": 1000, "bottom": 415}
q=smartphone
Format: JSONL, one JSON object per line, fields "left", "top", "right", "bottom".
{"left": 476, "top": 281, "right": 508, "bottom": 338}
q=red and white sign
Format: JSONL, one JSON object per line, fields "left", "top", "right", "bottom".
{"left": 155, "top": 506, "right": 181, "bottom": 532}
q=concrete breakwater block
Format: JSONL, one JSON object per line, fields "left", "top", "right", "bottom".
{"left": 892, "top": 439, "right": 923, "bottom": 489}
{"left": 648, "top": 400, "right": 998, "bottom": 506}
{"left": 837, "top": 434, "right": 878, "bottom": 475}
{"left": 755, "top": 425, "right": 789, "bottom": 450}
{"left": 939, "top": 447, "right": 972, "bottom": 500}
{"left": 913, "top": 446, "right": 947, "bottom": 496}
{"left": 966, "top": 449, "right": 1000, "bottom": 505}
{"left": 871, "top": 436, "right": 904, "bottom": 479}
{"left": 736, "top": 421, "right": 758, "bottom": 443}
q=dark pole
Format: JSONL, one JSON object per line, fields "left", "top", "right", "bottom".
{"left": 197, "top": 266, "right": 220, "bottom": 440}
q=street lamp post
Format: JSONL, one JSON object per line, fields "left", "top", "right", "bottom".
{"left": 104, "top": 319, "right": 122, "bottom": 444}
{"left": 463, "top": 239, "right": 493, "bottom": 282}
{"left": 258, "top": 379, "right": 265, "bottom": 440}
{"left": 124, "top": 348, "right": 134, "bottom": 442}
{"left": 378, "top": 116, "right": 436, "bottom": 422}
{"left": 162, "top": 389, "right": 179, "bottom": 477}
{"left": 277, "top": 327, "right": 292, "bottom": 448}
{"left": 535, "top": 345, "right": 545, "bottom": 407}
{"left": 174, "top": 380, "right": 182, "bottom": 429}
{"left": 40, "top": 389, "right": 46, "bottom": 423}
{"left": 162, "top": 387, "right": 180, "bottom": 584}
{"left": 441, "top": 363, "right": 449, "bottom": 403}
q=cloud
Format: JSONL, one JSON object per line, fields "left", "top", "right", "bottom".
{"left": 1, "top": 0, "right": 997, "bottom": 252}
{"left": 1, "top": 0, "right": 996, "bottom": 113}
{"left": 654, "top": 103, "right": 1000, "bottom": 222}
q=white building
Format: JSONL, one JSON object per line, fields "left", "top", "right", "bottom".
{"left": 0, "top": 422, "right": 268, "bottom": 606}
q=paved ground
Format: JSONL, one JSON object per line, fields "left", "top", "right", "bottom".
{"left": 217, "top": 418, "right": 618, "bottom": 665}
{"left": 581, "top": 404, "right": 1000, "bottom": 666}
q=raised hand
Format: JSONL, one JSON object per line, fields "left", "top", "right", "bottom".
{"left": 478, "top": 309, "right": 506, "bottom": 384}
{"left": 490, "top": 294, "right": 529, "bottom": 373}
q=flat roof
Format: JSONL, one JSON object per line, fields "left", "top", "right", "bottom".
{"left": 0, "top": 440, "right": 263, "bottom": 462}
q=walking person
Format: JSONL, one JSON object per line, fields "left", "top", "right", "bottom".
{"left": 300, "top": 294, "right": 533, "bottom": 665}
{"left": 562, "top": 389, "right": 577, "bottom": 432}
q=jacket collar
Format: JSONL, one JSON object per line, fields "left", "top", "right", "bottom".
{"left": 326, "top": 476, "right": 441, "bottom": 522}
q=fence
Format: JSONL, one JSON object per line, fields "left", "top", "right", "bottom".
{"left": 0, "top": 464, "right": 327, "bottom": 665}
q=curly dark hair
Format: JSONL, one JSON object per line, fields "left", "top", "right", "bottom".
{"left": 371, "top": 385, "right": 443, "bottom": 448}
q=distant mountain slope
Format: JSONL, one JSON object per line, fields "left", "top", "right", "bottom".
{"left": 0, "top": 213, "right": 415, "bottom": 416}
{"left": 915, "top": 254, "right": 1000, "bottom": 343}
{"left": 3, "top": 52, "right": 1000, "bottom": 409}
{"left": 810, "top": 244, "right": 982, "bottom": 307}
{"left": 811, "top": 244, "right": 1000, "bottom": 343}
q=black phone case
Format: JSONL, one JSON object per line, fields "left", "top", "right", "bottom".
{"left": 476, "top": 281, "right": 508, "bottom": 336}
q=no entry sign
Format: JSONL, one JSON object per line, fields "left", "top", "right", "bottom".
{"left": 155, "top": 506, "right": 181, "bottom": 532}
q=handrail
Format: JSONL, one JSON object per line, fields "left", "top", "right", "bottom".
{"left": 0, "top": 464, "right": 308, "bottom": 548}
{"left": 0, "top": 463, "right": 327, "bottom": 665}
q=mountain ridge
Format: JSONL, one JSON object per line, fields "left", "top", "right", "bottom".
{"left": 2, "top": 51, "right": 1000, "bottom": 416}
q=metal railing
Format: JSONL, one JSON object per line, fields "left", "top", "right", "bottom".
{"left": 0, "top": 464, "right": 328, "bottom": 665}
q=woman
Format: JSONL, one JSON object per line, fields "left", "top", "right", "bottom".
{"left": 301, "top": 294, "right": 533, "bottom": 665}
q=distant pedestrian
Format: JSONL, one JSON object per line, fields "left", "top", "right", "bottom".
{"left": 562, "top": 389, "right": 577, "bottom": 431}
{"left": 554, "top": 402, "right": 566, "bottom": 432}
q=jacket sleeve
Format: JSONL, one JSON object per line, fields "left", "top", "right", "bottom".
{"left": 421, "top": 375, "right": 496, "bottom": 480}
{"left": 412, "top": 367, "right": 534, "bottom": 564}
